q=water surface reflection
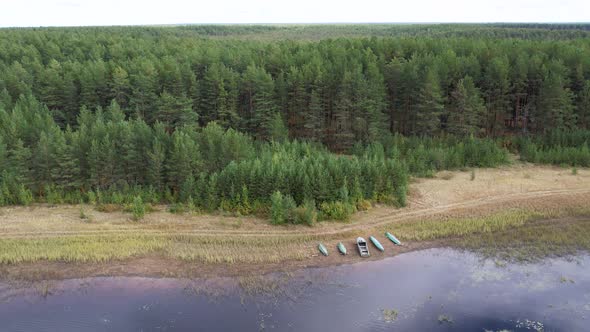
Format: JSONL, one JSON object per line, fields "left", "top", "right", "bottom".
{"left": 1, "top": 248, "right": 589, "bottom": 331}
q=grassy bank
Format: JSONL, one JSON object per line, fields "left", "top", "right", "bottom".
{"left": 1, "top": 198, "right": 588, "bottom": 267}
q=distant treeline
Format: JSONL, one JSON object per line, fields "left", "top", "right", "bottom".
{"left": 0, "top": 25, "right": 589, "bottom": 152}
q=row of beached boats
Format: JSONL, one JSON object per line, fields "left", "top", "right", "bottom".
{"left": 317, "top": 232, "right": 402, "bottom": 257}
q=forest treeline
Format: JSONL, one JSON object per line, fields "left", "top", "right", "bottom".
{"left": 1, "top": 25, "right": 590, "bottom": 151}
{"left": 0, "top": 93, "right": 513, "bottom": 222}
{"left": 0, "top": 24, "right": 589, "bottom": 222}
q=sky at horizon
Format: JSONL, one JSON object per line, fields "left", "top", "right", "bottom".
{"left": 0, "top": 0, "right": 588, "bottom": 27}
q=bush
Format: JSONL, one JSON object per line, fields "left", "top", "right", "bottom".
{"left": 131, "top": 196, "right": 145, "bottom": 221}
{"left": 319, "top": 201, "right": 355, "bottom": 221}
{"left": 270, "top": 191, "right": 285, "bottom": 225}
{"left": 270, "top": 191, "right": 297, "bottom": 224}
{"left": 515, "top": 130, "right": 590, "bottom": 167}
{"left": 168, "top": 203, "right": 188, "bottom": 214}
{"left": 356, "top": 199, "right": 372, "bottom": 211}
{"left": 45, "top": 185, "right": 64, "bottom": 205}
{"left": 96, "top": 204, "right": 120, "bottom": 212}
{"left": 17, "top": 185, "right": 33, "bottom": 205}
{"left": 293, "top": 200, "right": 318, "bottom": 226}
{"left": 87, "top": 191, "right": 97, "bottom": 205}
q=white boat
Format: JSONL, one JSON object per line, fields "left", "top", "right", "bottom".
{"left": 356, "top": 237, "right": 370, "bottom": 257}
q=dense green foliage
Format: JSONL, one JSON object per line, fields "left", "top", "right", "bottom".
{"left": 1, "top": 24, "right": 589, "bottom": 151}
{"left": 0, "top": 24, "right": 589, "bottom": 222}
{"left": 0, "top": 94, "right": 514, "bottom": 222}
{"left": 516, "top": 130, "right": 590, "bottom": 167}
{"left": 356, "top": 135, "right": 510, "bottom": 177}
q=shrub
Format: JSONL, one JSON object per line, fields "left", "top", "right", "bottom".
{"left": 45, "top": 185, "right": 63, "bottom": 205}
{"left": 17, "top": 185, "right": 33, "bottom": 206}
{"left": 87, "top": 191, "right": 97, "bottom": 205}
{"left": 293, "top": 200, "right": 318, "bottom": 226}
{"left": 270, "top": 191, "right": 297, "bottom": 224}
{"left": 79, "top": 208, "right": 88, "bottom": 220}
{"left": 270, "top": 191, "right": 285, "bottom": 225}
{"left": 95, "top": 204, "right": 120, "bottom": 213}
{"left": 131, "top": 195, "right": 145, "bottom": 221}
{"left": 168, "top": 203, "right": 188, "bottom": 214}
{"left": 356, "top": 199, "right": 372, "bottom": 211}
{"left": 319, "top": 201, "right": 355, "bottom": 221}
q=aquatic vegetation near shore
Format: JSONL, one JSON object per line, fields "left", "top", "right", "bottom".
{"left": 437, "top": 314, "right": 453, "bottom": 324}
{"left": 381, "top": 308, "right": 398, "bottom": 322}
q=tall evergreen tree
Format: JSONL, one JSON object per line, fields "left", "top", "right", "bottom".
{"left": 241, "top": 65, "right": 278, "bottom": 140}
{"left": 575, "top": 80, "right": 590, "bottom": 129}
{"left": 415, "top": 69, "right": 444, "bottom": 136}
{"left": 155, "top": 92, "right": 198, "bottom": 128}
{"left": 447, "top": 76, "right": 485, "bottom": 136}
{"left": 537, "top": 66, "right": 575, "bottom": 131}
{"left": 147, "top": 138, "right": 166, "bottom": 190}
{"left": 166, "top": 130, "right": 201, "bottom": 191}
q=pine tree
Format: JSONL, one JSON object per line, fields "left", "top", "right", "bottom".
{"left": 447, "top": 76, "right": 485, "bottom": 136}
{"left": 303, "top": 89, "right": 324, "bottom": 142}
{"left": 32, "top": 132, "right": 54, "bottom": 192}
{"left": 538, "top": 67, "right": 575, "bottom": 131}
{"left": 106, "top": 99, "right": 125, "bottom": 123}
{"left": 7, "top": 139, "right": 32, "bottom": 186}
{"left": 155, "top": 91, "right": 198, "bottom": 128}
{"left": 0, "top": 136, "right": 7, "bottom": 174}
{"left": 268, "top": 112, "right": 289, "bottom": 142}
{"left": 109, "top": 66, "right": 131, "bottom": 110}
{"left": 241, "top": 65, "right": 278, "bottom": 140}
{"left": 415, "top": 69, "right": 444, "bottom": 136}
{"left": 575, "top": 80, "right": 590, "bottom": 129}
{"left": 166, "top": 130, "right": 201, "bottom": 191}
{"left": 483, "top": 57, "right": 510, "bottom": 136}
{"left": 361, "top": 50, "right": 388, "bottom": 142}
{"left": 331, "top": 71, "right": 356, "bottom": 151}
{"left": 147, "top": 138, "right": 166, "bottom": 190}
{"left": 52, "top": 128, "right": 80, "bottom": 191}
{"left": 129, "top": 59, "right": 158, "bottom": 121}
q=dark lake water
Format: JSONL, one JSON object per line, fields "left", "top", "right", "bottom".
{"left": 1, "top": 248, "right": 589, "bottom": 331}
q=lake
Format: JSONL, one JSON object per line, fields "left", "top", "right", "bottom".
{"left": 1, "top": 248, "right": 589, "bottom": 331}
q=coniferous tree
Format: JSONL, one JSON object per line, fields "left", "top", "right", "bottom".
{"left": 361, "top": 50, "right": 388, "bottom": 142}
{"left": 109, "top": 66, "right": 131, "bottom": 110}
{"left": 155, "top": 91, "right": 198, "bottom": 128}
{"left": 268, "top": 112, "right": 289, "bottom": 142}
{"left": 166, "top": 129, "right": 201, "bottom": 191}
{"left": 32, "top": 132, "right": 54, "bottom": 192}
{"left": 51, "top": 128, "right": 80, "bottom": 191}
{"left": 241, "top": 65, "right": 278, "bottom": 140}
{"left": 447, "top": 76, "right": 485, "bottom": 136}
{"left": 415, "top": 69, "right": 444, "bottom": 136}
{"left": 8, "top": 139, "right": 32, "bottom": 186}
{"left": 538, "top": 67, "right": 576, "bottom": 131}
{"left": 146, "top": 138, "right": 166, "bottom": 190}
{"left": 129, "top": 59, "right": 158, "bottom": 120}
{"left": 575, "top": 80, "right": 590, "bottom": 129}
{"left": 483, "top": 57, "right": 510, "bottom": 136}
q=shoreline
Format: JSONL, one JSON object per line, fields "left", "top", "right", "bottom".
{"left": 2, "top": 215, "right": 589, "bottom": 282}
{"left": 1, "top": 165, "right": 589, "bottom": 281}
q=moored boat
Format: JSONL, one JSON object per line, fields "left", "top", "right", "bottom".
{"left": 318, "top": 243, "right": 329, "bottom": 256}
{"left": 337, "top": 242, "right": 347, "bottom": 255}
{"left": 369, "top": 236, "right": 384, "bottom": 252}
{"left": 356, "top": 237, "right": 370, "bottom": 257}
{"left": 385, "top": 232, "right": 402, "bottom": 245}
